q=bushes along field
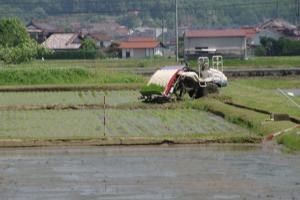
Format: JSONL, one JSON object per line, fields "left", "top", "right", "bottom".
{"left": 0, "top": 67, "right": 145, "bottom": 85}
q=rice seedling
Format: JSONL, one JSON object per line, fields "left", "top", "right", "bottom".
{"left": 0, "top": 90, "right": 140, "bottom": 106}
{"left": 0, "top": 109, "right": 249, "bottom": 140}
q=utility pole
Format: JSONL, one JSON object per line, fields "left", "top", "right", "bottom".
{"left": 161, "top": 14, "right": 165, "bottom": 45}
{"left": 298, "top": 0, "right": 300, "bottom": 29}
{"left": 175, "top": 0, "right": 179, "bottom": 62}
{"left": 276, "top": 0, "right": 279, "bottom": 18}
{"left": 294, "top": 0, "right": 300, "bottom": 29}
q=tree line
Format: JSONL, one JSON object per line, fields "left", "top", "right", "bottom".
{"left": 0, "top": 0, "right": 297, "bottom": 29}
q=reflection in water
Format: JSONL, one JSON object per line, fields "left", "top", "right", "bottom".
{"left": 0, "top": 145, "right": 299, "bottom": 200}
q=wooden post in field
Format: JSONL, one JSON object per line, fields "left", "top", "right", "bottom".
{"left": 104, "top": 95, "right": 106, "bottom": 137}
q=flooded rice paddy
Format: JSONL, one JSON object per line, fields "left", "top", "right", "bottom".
{"left": 0, "top": 145, "right": 299, "bottom": 200}
{"left": 0, "top": 91, "right": 140, "bottom": 106}
{"left": 0, "top": 109, "right": 248, "bottom": 139}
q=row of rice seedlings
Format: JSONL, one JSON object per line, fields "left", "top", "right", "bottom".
{"left": 104, "top": 109, "right": 247, "bottom": 137}
{"left": 107, "top": 109, "right": 144, "bottom": 136}
{"left": 0, "top": 91, "right": 140, "bottom": 106}
{"left": 0, "top": 110, "right": 102, "bottom": 139}
{"left": 0, "top": 109, "right": 248, "bottom": 140}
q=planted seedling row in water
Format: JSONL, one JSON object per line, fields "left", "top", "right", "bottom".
{"left": 0, "top": 109, "right": 249, "bottom": 140}
{"left": 0, "top": 91, "right": 140, "bottom": 106}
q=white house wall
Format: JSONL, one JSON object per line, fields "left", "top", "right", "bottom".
{"left": 154, "top": 48, "right": 163, "bottom": 56}
{"left": 184, "top": 36, "right": 247, "bottom": 57}
{"left": 103, "top": 41, "right": 112, "bottom": 48}
{"left": 122, "top": 48, "right": 158, "bottom": 58}
{"left": 251, "top": 29, "right": 284, "bottom": 46}
{"left": 134, "top": 49, "right": 146, "bottom": 58}
{"left": 185, "top": 37, "right": 246, "bottom": 50}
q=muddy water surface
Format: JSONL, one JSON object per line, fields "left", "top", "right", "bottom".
{"left": 0, "top": 145, "right": 299, "bottom": 200}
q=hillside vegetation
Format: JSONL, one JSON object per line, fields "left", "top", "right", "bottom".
{"left": 0, "top": 0, "right": 296, "bottom": 28}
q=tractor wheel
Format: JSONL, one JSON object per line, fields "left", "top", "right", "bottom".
{"left": 194, "top": 87, "right": 207, "bottom": 99}
{"left": 193, "top": 83, "right": 218, "bottom": 99}
{"left": 188, "top": 90, "right": 196, "bottom": 98}
{"left": 206, "top": 83, "right": 219, "bottom": 94}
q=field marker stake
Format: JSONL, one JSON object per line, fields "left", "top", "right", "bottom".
{"left": 104, "top": 95, "right": 106, "bottom": 137}
{"left": 265, "top": 125, "right": 300, "bottom": 141}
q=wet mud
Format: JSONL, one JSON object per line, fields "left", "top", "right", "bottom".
{"left": 0, "top": 145, "right": 299, "bottom": 200}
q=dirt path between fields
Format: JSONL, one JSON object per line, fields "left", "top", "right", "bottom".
{"left": 0, "top": 136, "right": 261, "bottom": 148}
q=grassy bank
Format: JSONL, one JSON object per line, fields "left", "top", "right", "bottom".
{"left": 225, "top": 56, "right": 300, "bottom": 68}
{"left": 220, "top": 76, "right": 300, "bottom": 119}
{"left": 216, "top": 77, "right": 300, "bottom": 151}
{"left": 277, "top": 131, "right": 300, "bottom": 152}
{"left": 182, "top": 99, "right": 295, "bottom": 137}
{"left": 189, "top": 56, "right": 300, "bottom": 68}
{"left": 2, "top": 56, "right": 300, "bottom": 71}
{"left": 0, "top": 57, "right": 177, "bottom": 69}
{"left": 0, "top": 67, "right": 146, "bottom": 86}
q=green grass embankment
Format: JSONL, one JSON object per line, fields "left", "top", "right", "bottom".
{"left": 179, "top": 97, "right": 300, "bottom": 151}
{"left": 220, "top": 77, "right": 300, "bottom": 119}
{"left": 214, "top": 77, "right": 300, "bottom": 151}
{"left": 0, "top": 67, "right": 146, "bottom": 86}
{"left": 0, "top": 57, "right": 177, "bottom": 69}
{"left": 1, "top": 56, "right": 300, "bottom": 73}
{"left": 277, "top": 131, "right": 300, "bottom": 152}
{"left": 189, "top": 56, "right": 300, "bottom": 68}
{"left": 182, "top": 98, "right": 295, "bottom": 137}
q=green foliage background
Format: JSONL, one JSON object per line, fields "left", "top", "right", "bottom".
{"left": 0, "top": 0, "right": 296, "bottom": 28}
{"left": 259, "top": 37, "right": 300, "bottom": 56}
{"left": 0, "top": 18, "right": 49, "bottom": 64}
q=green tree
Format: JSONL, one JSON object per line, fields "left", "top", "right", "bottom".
{"left": 105, "top": 42, "right": 121, "bottom": 58}
{"left": 0, "top": 18, "right": 49, "bottom": 64}
{"left": 0, "top": 18, "right": 28, "bottom": 47}
{"left": 80, "top": 38, "right": 101, "bottom": 59}
{"left": 81, "top": 38, "right": 97, "bottom": 51}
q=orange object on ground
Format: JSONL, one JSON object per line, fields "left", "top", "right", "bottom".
{"left": 265, "top": 125, "right": 300, "bottom": 141}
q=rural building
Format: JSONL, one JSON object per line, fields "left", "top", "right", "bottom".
{"left": 119, "top": 37, "right": 162, "bottom": 59}
{"left": 258, "top": 18, "right": 299, "bottom": 38}
{"left": 114, "top": 26, "right": 131, "bottom": 40}
{"left": 250, "top": 18, "right": 299, "bottom": 46}
{"left": 42, "top": 33, "right": 83, "bottom": 51}
{"left": 184, "top": 29, "right": 247, "bottom": 59}
{"left": 250, "top": 29, "right": 284, "bottom": 46}
{"left": 27, "top": 20, "right": 58, "bottom": 43}
{"left": 88, "top": 33, "right": 112, "bottom": 48}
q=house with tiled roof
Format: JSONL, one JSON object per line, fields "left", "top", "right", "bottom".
{"left": 119, "top": 37, "right": 162, "bottom": 59}
{"left": 42, "top": 33, "right": 83, "bottom": 51}
{"left": 184, "top": 29, "right": 247, "bottom": 58}
{"left": 27, "top": 20, "right": 58, "bottom": 43}
{"left": 88, "top": 33, "right": 112, "bottom": 48}
{"left": 250, "top": 18, "right": 300, "bottom": 46}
